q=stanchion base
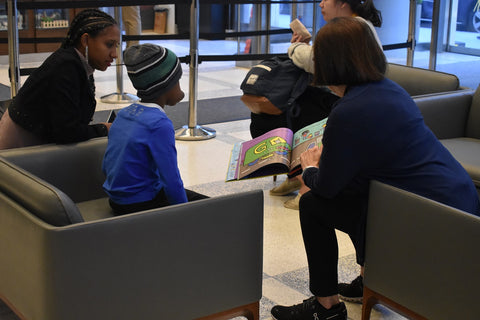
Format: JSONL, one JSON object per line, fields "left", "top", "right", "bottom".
{"left": 100, "top": 92, "right": 139, "bottom": 104}
{"left": 175, "top": 125, "right": 216, "bottom": 141}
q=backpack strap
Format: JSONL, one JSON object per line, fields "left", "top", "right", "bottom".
{"left": 286, "top": 72, "right": 311, "bottom": 128}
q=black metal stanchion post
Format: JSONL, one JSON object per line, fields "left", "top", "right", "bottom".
{"left": 7, "top": 0, "right": 20, "bottom": 97}
{"left": 407, "top": 0, "right": 416, "bottom": 66}
{"left": 428, "top": 0, "right": 440, "bottom": 70}
{"left": 175, "top": 0, "right": 216, "bottom": 140}
{"left": 101, "top": 6, "right": 139, "bottom": 104}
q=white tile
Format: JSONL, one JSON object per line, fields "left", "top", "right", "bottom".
{"left": 263, "top": 190, "right": 309, "bottom": 276}
{"left": 337, "top": 229, "right": 356, "bottom": 258}
{"left": 176, "top": 137, "right": 233, "bottom": 186}
{"left": 263, "top": 277, "right": 309, "bottom": 306}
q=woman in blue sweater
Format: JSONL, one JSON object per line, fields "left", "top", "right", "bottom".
{"left": 270, "top": 17, "right": 479, "bottom": 320}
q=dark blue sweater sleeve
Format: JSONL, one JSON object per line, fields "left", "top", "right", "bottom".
{"left": 302, "top": 110, "right": 370, "bottom": 198}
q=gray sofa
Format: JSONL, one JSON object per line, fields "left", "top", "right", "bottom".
{"left": 0, "top": 137, "right": 264, "bottom": 320}
{"left": 363, "top": 181, "right": 480, "bottom": 319}
{"left": 414, "top": 86, "right": 480, "bottom": 193}
{"left": 385, "top": 63, "right": 468, "bottom": 97}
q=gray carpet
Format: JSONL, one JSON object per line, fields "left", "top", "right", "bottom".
{"left": 164, "top": 95, "right": 251, "bottom": 129}
{"left": 0, "top": 84, "right": 10, "bottom": 102}
{"left": 93, "top": 95, "right": 251, "bottom": 129}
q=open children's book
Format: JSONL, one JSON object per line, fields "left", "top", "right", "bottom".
{"left": 226, "top": 118, "right": 327, "bottom": 181}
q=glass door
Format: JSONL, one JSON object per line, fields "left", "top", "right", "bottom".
{"left": 447, "top": 0, "right": 480, "bottom": 55}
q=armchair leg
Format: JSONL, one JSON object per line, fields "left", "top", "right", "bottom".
{"left": 195, "top": 301, "right": 260, "bottom": 320}
{"left": 362, "top": 286, "right": 428, "bottom": 320}
{"left": 361, "top": 286, "right": 377, "bottom": 320}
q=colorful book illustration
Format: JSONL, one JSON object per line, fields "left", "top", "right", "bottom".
{"left": 226, "top": 118, "right": 327, "bottom": 181}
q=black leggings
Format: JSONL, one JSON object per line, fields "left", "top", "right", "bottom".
{"left": 299, "top": 191, "right": 368, "bottom": 297}
{"left": 109, "top": 188, "right": 208, "bottom": 215}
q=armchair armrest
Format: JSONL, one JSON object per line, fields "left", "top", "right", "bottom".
{"left": 386, "top": 63, "right": 460, "bottom": 96}
{"left": 414, "top": 90, "right": 474, "bottom": 139}
{"left": 0, "top": 137, "right": 108, "bottom": 202}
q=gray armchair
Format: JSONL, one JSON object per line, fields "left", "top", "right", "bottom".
{"left": 362, "top": 181, "right": 480, "bottom": 320}
{"left": 0, "top": 138, "right": 264, "bottom": 320}
{"left": 414, "top": 86, "right": 480, "bottom": 192}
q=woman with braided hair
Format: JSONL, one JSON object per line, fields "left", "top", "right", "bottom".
{"left": 0, "top": 9, "right": 120, "bottom": 149}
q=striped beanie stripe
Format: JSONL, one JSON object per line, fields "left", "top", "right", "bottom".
{"left": 124, "top": 44, "right": 182, "bottom": 101}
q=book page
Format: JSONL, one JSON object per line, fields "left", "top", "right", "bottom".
{"left": 290, "top": 118, "right": 328, "bottom": 171}
{"left": 228, "top": 128, "right": 294, "bottom": 180}
{"left": 226, "top": 142, "right": 243, "bottom": 181}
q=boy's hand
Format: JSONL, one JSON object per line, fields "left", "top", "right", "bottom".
{"left": 102, "top": 122, "right": 112, "bottom": 131}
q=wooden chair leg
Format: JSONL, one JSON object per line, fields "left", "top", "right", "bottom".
{"left": 362, "top": 286, "right": 378, "bottom": 320}
{"left": 362, "top": 286, "right": 428, "bottom": 320}
{"left": 196, "top": 301, "right": 260, "bottom": 320}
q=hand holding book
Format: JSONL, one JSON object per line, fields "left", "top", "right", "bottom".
{"left": 290, "top": 19, "right": 312, "bottom": 43}
{"left": 300, "top": 145, "right": 323, "bottom": 171}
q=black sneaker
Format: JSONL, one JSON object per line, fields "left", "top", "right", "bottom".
{"left": 338, "top": 275, "right": 363, "bottom": 303}
{"left": 271, "top": 297, "right": 347, "bottom": 320}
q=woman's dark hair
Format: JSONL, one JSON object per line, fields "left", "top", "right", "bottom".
{"left": 340, "top": 0, "right": 382, "bottom": 27}
{"left": 313, "top": 17, "right": 386, "bottom": 86}
{"left": 61, "top": 9, "right": 117, "bottom": 48}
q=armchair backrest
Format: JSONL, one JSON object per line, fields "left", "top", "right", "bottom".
{"left": 414, "top": 90, "right": 473, "bottom": 139}
{"left": 0, "top": 137, "right": 108, "bottom": 202}
{"left": 466, "top": 85, "right": 480, "bottom": 139}
{"left": 385, "top": 63, "right": 460, "bottom": 97}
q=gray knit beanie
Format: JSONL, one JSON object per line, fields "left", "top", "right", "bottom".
{"left": 124, "top": 44, "right": 182, "bottom": 101}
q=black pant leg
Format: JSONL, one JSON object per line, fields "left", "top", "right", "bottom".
{"left": 299, "top": 191, "right": 368, "bottom": 297}
{"left": 291, "top": 86, "right": 339, "bottom": 132}
{"left": 249, "top": 112, "right": 289, "bottom": 138}
{"left": 110, "top": 188, "right": 208, "bottom": 215}
{"left": 185, "top": 189, "right": 209, "bottom": 201}
{"left": 109, "top": 189, "right": 170, "bottom": 215}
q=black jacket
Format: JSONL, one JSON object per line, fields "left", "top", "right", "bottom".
{"left": 9, "top": 47, "right": 107, "bottom": 143}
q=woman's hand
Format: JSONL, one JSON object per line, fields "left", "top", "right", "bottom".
{"left": 290, "top": 32, "right": 310, "bottom": 44}
{"left": 300, "top": 145, "right": 323, "bottom": 170}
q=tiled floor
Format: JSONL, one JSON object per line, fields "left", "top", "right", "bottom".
{"left": 1, "top": 37, "right": 479, "bottom": 319}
